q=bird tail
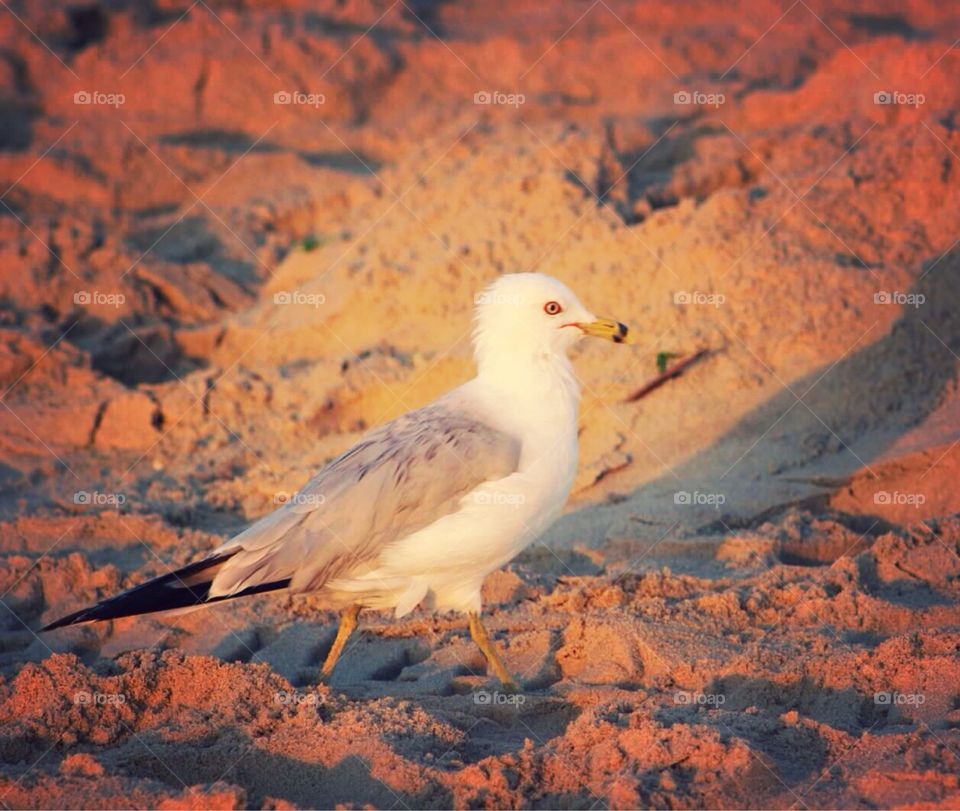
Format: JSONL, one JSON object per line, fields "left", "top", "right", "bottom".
{"left": 41, "top": 551, "right": 291, "bottom": 631}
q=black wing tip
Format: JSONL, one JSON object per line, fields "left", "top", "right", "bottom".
{"left": 39, "top": 552, "right": 236, "bottom": 632}
{"left": 41, "top": 608, "right": 98, "bottom": 632}
{"left": 40, "top": 551, "right": 290, "bottom": 632}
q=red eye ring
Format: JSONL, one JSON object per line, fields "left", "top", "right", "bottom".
{"left": 543, "top": 300, "right": 563, "bottom": 316}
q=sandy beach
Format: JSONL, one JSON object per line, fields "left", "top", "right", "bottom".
{"left": 1, "top": 0, "right": 959, "bottom": 807}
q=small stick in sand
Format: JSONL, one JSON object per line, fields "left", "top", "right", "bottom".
{"left": 624, "top": 347, "right": 712, "bottom": 402}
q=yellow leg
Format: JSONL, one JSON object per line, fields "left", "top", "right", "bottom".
{"left": 468, "top": 612, "right": 517, "bottom": 690}
{"left": 320, "top": 604, "right": 361, "bottom": 679}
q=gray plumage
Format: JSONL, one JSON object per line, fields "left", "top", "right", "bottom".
{"left": 208, "top": 401, "right": 521, "bottom": 599}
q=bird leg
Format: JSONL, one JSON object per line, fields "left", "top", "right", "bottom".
{"left": 320, "top": 604, "right": 361, "bottom": 678}
{"left": 468, "top": 612, "right": 517, "bottom": 690}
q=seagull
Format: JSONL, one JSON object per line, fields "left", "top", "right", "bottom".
{"left": 43, "top": 273, "right": 630, "bottom": 687}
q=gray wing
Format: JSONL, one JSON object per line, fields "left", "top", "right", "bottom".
{"left": 208, "top": 401, "right": 521, "bottom": 598}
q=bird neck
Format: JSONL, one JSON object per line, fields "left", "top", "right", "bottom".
{"left": 475, "top": 349, "right": 580, "bottom": 416}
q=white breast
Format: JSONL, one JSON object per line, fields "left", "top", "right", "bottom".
{"left": 329, "top": 355, "right": 582, "bottom": 616}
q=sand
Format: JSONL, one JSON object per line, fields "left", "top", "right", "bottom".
{"left": 1, "top": 0, "right": 959, "bottom": 807}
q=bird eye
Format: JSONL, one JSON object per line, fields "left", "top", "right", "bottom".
{"left": 543, "top": 301, "right": 563, "bottom": 316}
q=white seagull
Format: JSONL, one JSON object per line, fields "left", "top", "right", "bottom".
{"left": 44, "top": 272, "right": 630, "bottom": 687}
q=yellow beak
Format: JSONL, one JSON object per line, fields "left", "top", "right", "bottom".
{"left": 576, "top": 317, "right": 631, "bottom": 344}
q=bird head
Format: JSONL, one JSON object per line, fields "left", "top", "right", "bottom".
{"left": 471, "top": 273, "right": 629, "bottom": 372}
